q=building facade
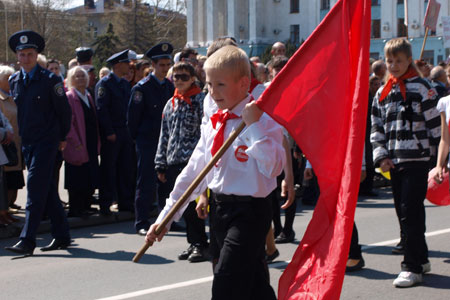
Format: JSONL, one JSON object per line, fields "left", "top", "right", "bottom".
{"left": 187, "top": 0, "right": 450, "bottom": 64}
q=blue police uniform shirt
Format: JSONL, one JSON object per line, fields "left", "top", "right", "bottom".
{"left": 9, "top": 64, "right": 72, "bottom": 145}
{"left": 95, "top": 72, "right": 131, "bottom": 137}
{"left": 127, "top": 74, "right": 174, "bottom": 143}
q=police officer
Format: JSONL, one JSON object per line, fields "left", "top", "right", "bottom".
{"left": 4, "top": 30, "right": 72, "bottom": 255}
{"left": 127, "top": 43, "right": 174, "bottom": 235}
{"left": 96, "top": 49, "right": 135, "bottom": 215}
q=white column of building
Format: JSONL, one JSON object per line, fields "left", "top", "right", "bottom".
{"left": 197, "top": 0, "right": 207, "bottom": 47}
{"left": 206, "top": 0, "right": 227, "bottom": 44}
{"left": 227, "top": 0, "right": 238, "bottom": 40}
{"left": 249, "top": 0, "right": 264, "bottom": 43}
{"left": 380, "top": 0, "right": 395, "bottom": 39}
{"left": 437, "top": 0, "right": 449, "bottom": 36}
{"left": 186, "top": 0, "right": 198, "bottom": 47}
{"left": 407, "top": 0, "right": 421, "bottom": 38}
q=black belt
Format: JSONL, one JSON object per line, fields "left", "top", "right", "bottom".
{"left": 213, "top": 193, "right": 255, "bottom": 203}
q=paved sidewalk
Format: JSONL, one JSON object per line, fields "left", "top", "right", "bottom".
{"left": 0, "top": 170, "right": 135, "bottom": 239}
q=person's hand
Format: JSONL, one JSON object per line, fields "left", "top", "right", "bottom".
{"left": 145, "top": 223, "right": 168, "bottom": 244}
{"left": 379, "top": 158, "right": 394, "bottom": 173}
{"left": 242, "top": 102, "right": 263, "bottom": 126}
{"left": 304, "top": 168, "right": 313, "bottom": 180}
{"left": 157, "top": 172, "right": 167, "bottom": 183}
{"left": 360, "top": 170, "right": 367, "bottom": 183}
{"left": 434, "top": 165, "right": 448, "bottom": 184}
{"left": 196, "top": 194, "right": 209, "bottom": 219}
{"left": 280, "top": 178, "right": 295, "bottom": 209}
{"left": 59, "top": 141, "right": 67, "bottom": 151}
{"left": 106, "top": 134, "right": 117, "bottom": 142}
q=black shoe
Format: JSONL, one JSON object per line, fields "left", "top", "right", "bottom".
{"left": 275, "top": 231, "right": 295, "bottom": 244}
{"left": 359, "top": 190, "right": 378, "bottom": 197}
{"left": 67, "top": 211, "right": 89, "bottom": 219}
{"left": 178, "top": 244, "right": 194, "bottom": 260}
{"left": 40, "top": 238, "right": 71, "bottom": 252}
{"left": 188, "top": 245, "right": 208, "bottom": 263}
{"left": 5, "top": 240, "right": 34, "bottom": 256}
{"left": 137, "top": 229, "right": 148, "bottom": 236}
{"left": 100, "top": 207, "right": 112, "bottom": 216}
{"left": 346, "top": 257, "right": 365, "bottom": 272}
{"left": 392, "top": 242, "right": 404, "bottom": 255}
{"left": 9, "top": 203, "right": 21, "bottom": 210}
{"left": 266, "top": 249, "right": 280, "bottom": 264}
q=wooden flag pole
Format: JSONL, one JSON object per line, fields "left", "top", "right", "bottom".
{"left": 419, "top": 27, "right": 429, "bottom": 60}
{"left": 132, "top": 121, "right": 247, "bottom": 263}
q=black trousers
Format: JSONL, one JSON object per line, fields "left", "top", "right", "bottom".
{"left": 271, "top": 190, "right": 297, "bottom": 237}
{"left": 391, "top": 166, "right": 429, "bottom": 273}
{"left": 158, "top": 163, "right": 207, "bottom": 246}
{"left": 349, "top": 223, "right": 362, "bottom": 259}
{"left": 211, "top": 194, "right": 276, "bottom": 300}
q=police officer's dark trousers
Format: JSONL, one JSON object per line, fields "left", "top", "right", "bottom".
{"left": 134, "top": 139, "right": 157, "bottom": 231}
{"left": 211, "top": 194, "right": 276, "bottom": 300}
{"left": 99, "top": 127, "right": 134, "bottom": 211}
{"left": 20, "top": 141, "right": 70, "bottom": 246}
{"left": 390, "top": 166, "right": 429, "bottom": 273}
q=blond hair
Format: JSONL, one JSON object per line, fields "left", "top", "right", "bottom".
{"left": 67, "top": 66, "right": 89, "bottom": 90}
{"left": 204, "top": 45, "right": 250, "bottom": 80}
{"left": 384, "top": 38, "right": 412, "bottom": 58}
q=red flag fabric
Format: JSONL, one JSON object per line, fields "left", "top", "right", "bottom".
{"left": 424, "top": 0, "right": 441, "bottom": 31}
{"left": 256, "top": 0, "right": 370, "bottom": 299}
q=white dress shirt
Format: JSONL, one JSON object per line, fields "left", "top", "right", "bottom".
{"left": 155, "top": 94, "right": 286, "bottom": 227}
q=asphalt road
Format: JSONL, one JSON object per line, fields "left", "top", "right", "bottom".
{"left": 0, "top": 187, "right": 449, "bottom": 300}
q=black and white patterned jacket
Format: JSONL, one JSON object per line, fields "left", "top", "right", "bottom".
{"left": 370, "top": 76, "right": 440, "bottom": 168}
{"left": 155, "top": 92, "right": 205, "bottom": 171}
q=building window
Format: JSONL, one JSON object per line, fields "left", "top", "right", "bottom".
{"left": 397, "top": 0, "right": 404, "bottom": 4}
{"left": 370, "top": 52, "right": 380, "bottom": 60}
{"left": 372, "top": 0, "right": 380, "bottom": 5}
{"left": 290, "top": 24, "right": 300, "bottom": 44}
{"left": 290, "top": 0, "right": 299, "bottom": 13}
{"left": 422, "top": 50, "right": 434, "bottom": 65}
{"left": 321, "top": 0, "right": 330, "bottom": 10}
{"left": 93, "top": 27, "right": 98, "bottom": 38}
{"left": 398, "top": 18, "right": 407, "bottom": 37}
{"left": 372, "top": 19, "right": 381, "bottom": 38}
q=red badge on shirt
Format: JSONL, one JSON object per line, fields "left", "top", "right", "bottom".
{"left": 428, "top": 89, "right": 436, "bottom": 98}
{"left": 235, "top": 145, "right": 249, "bottom": 162}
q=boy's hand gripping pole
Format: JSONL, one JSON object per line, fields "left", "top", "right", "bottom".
{"left": 132, "top": 121, "right": 246, "bottom": 263}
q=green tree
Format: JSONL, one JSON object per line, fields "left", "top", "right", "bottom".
{"left": 92, "top": 23, "right": 121, "bottom": 70}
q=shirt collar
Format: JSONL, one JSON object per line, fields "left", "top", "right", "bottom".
{"left": 21, "top": 64, "right": 38, "bottom": 79}
{"left": 110, "top": 72, "right": 122, "bottom": 83}
{"left": 151, "top": 73, "right": 166, "bottom": 85}
{"left": 228, "top": 94, "right": 252, "bottom": 117}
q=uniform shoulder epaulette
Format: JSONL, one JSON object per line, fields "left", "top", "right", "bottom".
{"left": 137, "top": 76, "right": 150, "bottom": 86}
{"left": 9, "top": 71, "right": 20, "bottom": 82}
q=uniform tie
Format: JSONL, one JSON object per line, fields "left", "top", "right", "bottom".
{"left": 23, "top": 73, "right": 29, "bottom": 86}
{"left": 210, "top": 110, "right": 239, "bottom": 156}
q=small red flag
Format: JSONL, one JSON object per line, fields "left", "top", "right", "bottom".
{"left": 256, "top": 0, "right": 371, "bottom": 299}
{"left": 424, "top": 0, "right": 441, "bottom": 31}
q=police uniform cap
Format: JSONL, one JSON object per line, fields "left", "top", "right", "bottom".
{"left": 8, "top": 30, "right": 45, "bottom": 53}
{"left": 76, "top": 47, "right": 94, "bottom": 63}
{"left": 106, "top": 49, "right": 131, "bottom": 65}
{"left": 145, "top": 42, "right": 173, "bottom": 61}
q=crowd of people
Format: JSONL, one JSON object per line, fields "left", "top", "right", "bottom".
{"left": 0, "top": 28, "right": 449, "bottom": 297}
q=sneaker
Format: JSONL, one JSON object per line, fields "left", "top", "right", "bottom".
{"left": 422, "top": 262, "right": 431, "bottom": 274}
{"left": 393, "top": 271, "right": 422, "bottom": 288}
{"left": 178, "top": 244, "right": 194, "bottom": 260}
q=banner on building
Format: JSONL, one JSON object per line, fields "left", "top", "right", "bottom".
{"left": 442, "top": 16, "right": 450, "bottom": 48}
{"left": 424, "top": 0, "right": 441, "bottom": 31}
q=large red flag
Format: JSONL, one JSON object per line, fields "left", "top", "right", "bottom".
{"left": 256, "top": 0, "right": 371, "bottom": 299}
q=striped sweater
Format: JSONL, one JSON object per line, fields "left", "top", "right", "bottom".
{"left": 370, "top": 76, "right": 440, "bottom": 167}
{"left": 155, "top": 92, "right": 205, "bottom": 171}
